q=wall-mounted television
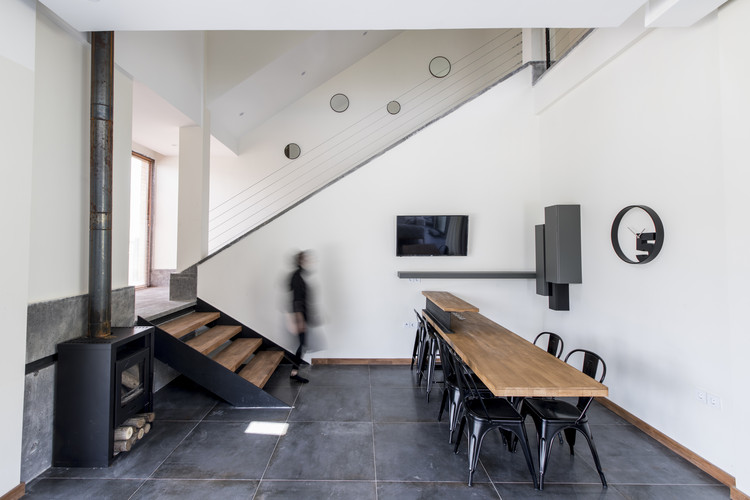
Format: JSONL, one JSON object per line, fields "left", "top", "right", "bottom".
{"left": 396, "top": 215, "right": 468, "bottom": 256}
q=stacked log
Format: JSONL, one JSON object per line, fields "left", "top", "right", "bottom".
{"left": 113, "top": 412, "right": 155, "bottom": 456}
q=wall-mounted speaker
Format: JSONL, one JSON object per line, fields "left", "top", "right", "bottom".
{"left": 535, "top": 205, "right": 581, "bottom": 311}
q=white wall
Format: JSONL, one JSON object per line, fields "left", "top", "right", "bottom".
{"left": 718, "top": 0, "right": 750, "bottom": 494}
{"left": 113, "top": 71, "right": 134, "bottom": 289}
{"left": 199, "top": 67, "right": 545, "bottom": 359}
{"left": 0, "top": 0, "right": 36, "bottom": 492}
{"left": 177, "top": 123, "right": 211, "bottom": 270}
{"left": 28, "top": 12, "right": 90, "bottom": 301}
{"left": 535, "top": 5, "right": 747, "bottom": 490}
{"left": 28, "top": 13, "right": 133, "bottom": 302}
{"left": 152, "top": 154, "right": 179, "bottom": 270}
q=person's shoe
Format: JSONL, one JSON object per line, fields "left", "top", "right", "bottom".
{"left": 290, "top": 374, "right": 309, "bottom": 383}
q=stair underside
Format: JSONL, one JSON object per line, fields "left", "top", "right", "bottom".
{"left": 213, "top": 338, "right": 263, "bottom": 371}
{"left": 185, "top": 325, "right": 242, "bottom": 354}
{"left": 160, "top": 311, "right": 221, "bottom": 339}
{"left": 143, "top": 304, "right": 299, "bottom": 407}
{"left": 239, "top": 350, "right": 285, "bottom": 388}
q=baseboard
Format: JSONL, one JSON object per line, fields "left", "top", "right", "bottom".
{"left": 598, "top": 398, "right": 737, "bottom": 490}
{"left": 311, "top": 358, "right": 411, "bottom": 365}
{"left": 1, "top": 483, "right": 25, "bottom": 500}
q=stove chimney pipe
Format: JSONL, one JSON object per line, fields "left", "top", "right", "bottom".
{"left": 88, "top": 32, "right": 114, "bottom": 338}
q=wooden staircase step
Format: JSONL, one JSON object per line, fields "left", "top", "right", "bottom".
{"left": 159, "top": 311, "right": 221, "bottom": 339}
{"left": 213, "top": 338, "right": 263, "bottom": 372}
{"left": 238, "top": 351, "right": 285, "bottom": 388}
{"left": 185, "top": 325, "right": 242, "bottom": 355}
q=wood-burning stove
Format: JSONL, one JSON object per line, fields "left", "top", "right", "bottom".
{"left": 53, "top": 326, "right": 154, "bottom": 467}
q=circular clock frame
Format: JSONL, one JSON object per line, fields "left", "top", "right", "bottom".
{"left": 610, "top": 205, "right": 664, "bottom": 264}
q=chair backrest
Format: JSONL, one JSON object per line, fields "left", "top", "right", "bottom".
{"left": 414, "top": 309, "right": 426, "bottom": 333}
{"left": 533, "top": 331, "right": 564, "bottom": 358}
{"left": 448, "top": 343, "right": 493, "bottom": 419}
{"left": 434, "top": 327, "right": 456, "bottom": 381}
{"left": 564, "top": 348, "right": 606, "bottom": 414}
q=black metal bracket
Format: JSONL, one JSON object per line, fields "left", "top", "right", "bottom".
{"left": 398, "top": 271, "right": 536, "bottom": 280}
{"left": 143, "top": 319, "right": 290, "bottom": 408}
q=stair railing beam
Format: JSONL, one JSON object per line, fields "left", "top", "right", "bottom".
{"left": 88, "top": 31, "right": 114, "bottom": 339}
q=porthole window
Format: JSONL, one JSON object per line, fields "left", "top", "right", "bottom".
{"left": 284, "top": 143, "right": 301, "bottom": 159}
{"left": 330, "top": 93, "right": 350, "bottom": 113}
{"left": 429, "top": 56, "right": 451, "bottom": 78}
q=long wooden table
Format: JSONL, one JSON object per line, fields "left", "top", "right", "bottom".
{"left": 422, "top": 292, "right": 608, "bottom": 398}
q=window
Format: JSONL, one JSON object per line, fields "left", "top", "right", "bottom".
{"left": 128, "top": 153, "right": 153, "bottom": 288}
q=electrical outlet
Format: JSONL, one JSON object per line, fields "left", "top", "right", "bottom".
{"left": 707, "top": 393, "right": 722, "bottom": 410}
{"left": 696, "top": 389, "right": 707, "bottom": 405}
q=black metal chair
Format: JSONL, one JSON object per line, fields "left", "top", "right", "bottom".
{"left": 414, "top": 312, "right": 431, "bottom": 386}
{"left": 423, "top": 323, "right": 441, "bottom": 402}
{"left": 411, "top": 309, "right": 426, "bottom": 370}
{"left": 435, "top": 334, "right": 491, "bottom": 443}
{"left": 520, "top": 349, "right": 608, "bottom": 490}
{"left": 533, "top": 332, "right": 564, "bottom": 358}
{"left": 511, "top": 332, "right": 565, "bottom": 412}
{"left": 450, "top": 345, "right": 538, "bottom": 488}
{"left": 435, "top": 332, "right": 459, "bottom": 435}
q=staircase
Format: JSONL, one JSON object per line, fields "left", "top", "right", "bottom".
{"left": 138, "top": 299, "right": 304, "bottom": 408}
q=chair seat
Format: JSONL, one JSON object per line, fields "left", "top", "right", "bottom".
{"left": 465, "top": 397, "right": 523, "bottom": 421}
{"left": 523, "top": 398, "right": 587, "bottom": 423}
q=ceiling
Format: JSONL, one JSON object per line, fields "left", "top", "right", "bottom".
{"left": 40, "top": 0, "right": 726, "bottom": 157}
{"left": 39, "top": 0, "right": 650, "bottom": 32}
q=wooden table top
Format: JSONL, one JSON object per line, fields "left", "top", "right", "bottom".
{"left": 423, "top": 310, "right": 608, "bottom": 398}
{"left": 422, "top": 291, "right": 479, "bottom": 312}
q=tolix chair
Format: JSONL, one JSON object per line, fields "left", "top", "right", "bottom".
{"left": 520, "top": 348, "right": 608, "bottom": 490}
{"left": 451, "top": 345, "right": 538, "bottom": 488}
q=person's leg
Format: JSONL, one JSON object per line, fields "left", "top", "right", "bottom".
{"left": 290, "top": 331, "right": 309, "bottom": 383}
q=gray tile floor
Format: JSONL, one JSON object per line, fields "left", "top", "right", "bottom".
{"left": 27, "top": 365, "right": 729, "bottom": 499}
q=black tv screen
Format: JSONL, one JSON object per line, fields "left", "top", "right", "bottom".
{"left": 396, "top": 215, "right": 468, "bottom": 256}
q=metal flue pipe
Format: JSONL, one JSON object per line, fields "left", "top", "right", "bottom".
{"left": 88, "top": 31, "right": 114, "bottom": 338}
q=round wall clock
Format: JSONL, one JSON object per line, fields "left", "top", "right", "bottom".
{"left": 611, "top": 205, "right": 664, "bottom": 264}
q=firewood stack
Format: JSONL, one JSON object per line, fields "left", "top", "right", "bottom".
{"left": 113, "top": 412, "right": 155, "bottom": 456}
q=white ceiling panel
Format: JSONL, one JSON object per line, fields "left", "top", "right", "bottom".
{"left": 41, "top": 0, "right": 648, "bottom": 32}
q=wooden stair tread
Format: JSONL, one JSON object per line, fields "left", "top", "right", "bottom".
{"left": 160, "top": 312, "right": 221, "bottom": 339}
{"left": 185, "top": 325, "right": 242, "bottom": 354}
{"left": 213, "top": 338, "right": 263, "bottom": 372}
{"left": 239, "top": 351, "right": 285, "bottom": 388}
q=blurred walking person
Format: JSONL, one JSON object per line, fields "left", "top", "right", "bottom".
{"left": 288, "top": 250, "right": 312, "bottom": 383}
